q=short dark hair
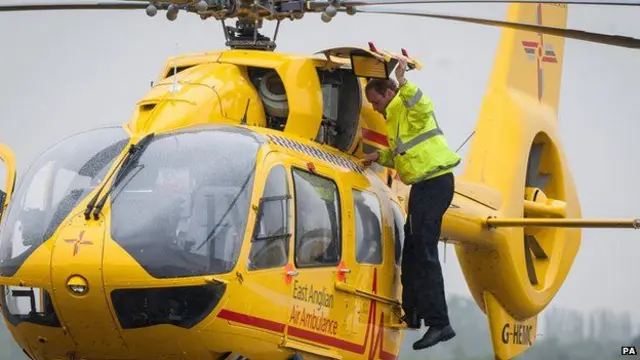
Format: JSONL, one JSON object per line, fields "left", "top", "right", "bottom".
{"left": 365, "top": 78, "right": 398, "bottom": 95}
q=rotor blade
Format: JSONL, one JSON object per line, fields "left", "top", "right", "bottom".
{"left": 524, "top": 236, "right": 538, "bottom": 285}
{"left": 0, "top": 1, "right": 152, "bottom": 12}
{"left": 337, "top": 0, "right": 640, "bottom": 7}
{"left": 341, "top": 8, "right": 640, "bottom": 49}
{"left": 526, "top": 235, "right": 548, "bottom": 259}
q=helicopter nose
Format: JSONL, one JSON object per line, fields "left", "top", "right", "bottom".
{"left": 48, "top": 212, "right": 130, "bottom": 359}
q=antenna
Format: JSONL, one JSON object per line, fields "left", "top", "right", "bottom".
{"left": 455, "top": 130, "right": 475, "bottom": 153}
{"left": 241, "top": 98, "right": 250, "bottom": 124}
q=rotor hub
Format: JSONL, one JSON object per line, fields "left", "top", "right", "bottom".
{"left": 222, "top": 19, "right": 277, "bottom": 51}
{"left": 525, "top": 187, "right": 547, "bottom": 203}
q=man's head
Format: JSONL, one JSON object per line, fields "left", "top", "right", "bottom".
{"left": 365, "top": 78, "right": 398, "bottom": 116}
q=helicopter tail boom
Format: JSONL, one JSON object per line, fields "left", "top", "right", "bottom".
{"left": 450, "top": 3, "right": 578, "bottom": 359}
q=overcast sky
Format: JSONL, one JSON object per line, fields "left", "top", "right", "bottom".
{"left": 0, "top": 0, "right": 639, "bottom": 330}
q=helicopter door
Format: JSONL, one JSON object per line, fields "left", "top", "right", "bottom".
{"left": 283, "top": 160, "right": 347, "bottom": 359}
{"left": 242, "top": 155, "right": 293, "bottom": 345}
{"left": 314, "top": 45, "right": 422, "bottom": 79}
{"left": 336, "top": 186, "right": 403, "bottom": 358}
{"left": 0, "top": 143, "right": 16, "bottom": 223}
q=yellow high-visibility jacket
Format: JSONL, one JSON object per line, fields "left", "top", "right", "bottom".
{"left": 376, "top": 80, "right": 461, "bottom": 185}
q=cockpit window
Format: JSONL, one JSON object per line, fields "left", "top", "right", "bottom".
{"left": 109, "top": 126, "right": 261, "bottom": 279}
{"left": 0, "top": 127, "right": 130, "bottom": 277}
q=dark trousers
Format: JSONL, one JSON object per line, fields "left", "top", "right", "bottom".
{"left": 401, "top": 172, "right": 454, "bottom": 328}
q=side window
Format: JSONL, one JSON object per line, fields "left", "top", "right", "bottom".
{"left": 353, "top": 190, "right": 383, "bottom": 265}
{"left": 248, "top": 165, "right": 291, "bottom": 270}
{"left": 292, "top": 167, "right": 341, "bottom": 267}
{"left": 390, "top": 201, "right": 405, "bottom": 265}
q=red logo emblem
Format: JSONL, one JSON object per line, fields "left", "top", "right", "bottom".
{"left": 64, "top": 230, "right": 93, "bottom": 256}
{"left": 521, "top": 4, "right": 558, "bottom": 102}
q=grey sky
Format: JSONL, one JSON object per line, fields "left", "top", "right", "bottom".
{"left": 0, "top": 0, "right": 638, "bottom": 329}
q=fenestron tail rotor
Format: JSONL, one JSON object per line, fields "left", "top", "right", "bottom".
{"left": 524, "top": 142, "right": 553, "bottom": 286}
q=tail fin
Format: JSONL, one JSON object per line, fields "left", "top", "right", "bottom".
{"left": 489, "top": 3, "right": 568, "bottom": 112}
{"left": 484, "top": 292, "right": 539, "bottom": 360}
{"left": 456, "top": 4, "right": 575, "bottom": 359}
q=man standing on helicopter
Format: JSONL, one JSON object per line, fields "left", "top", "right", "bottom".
{"left": 360, "top": 54, "right": 461, "bottom": 351}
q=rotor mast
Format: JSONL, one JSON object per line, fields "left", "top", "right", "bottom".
{"left": 220, "top": 18, "right": 278, "bottom": 51}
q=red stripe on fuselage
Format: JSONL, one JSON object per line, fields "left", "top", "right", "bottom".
{"left": 215, "top": 268, "right": 398, "bottom": 359}
{"left": 287, "top": 325, "right": 366, "bottom": 354}
{"left": 217, "top": 309, "right": 286, "bottom": 333}
{"left": 362, "top": 128, "right": 389, "bottom": 147}
{"left": 217, "top": 308, "right": 372, "bottom": 354}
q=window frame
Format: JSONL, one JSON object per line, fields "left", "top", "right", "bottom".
{"left": 291, "top": 165, "right": 342, "bottom": 269}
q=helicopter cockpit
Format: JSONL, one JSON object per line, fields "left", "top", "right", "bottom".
{"left": 0, "top": 126, "right": 129, "bottom": 329}
{"left": 0, "top": 126, "right": 130, "bottom": 277}
{"left": 109, "top": 125, "right": 260, "bottom": 279}
{"left": 0, "top": 124, "right": 264, "bottom": 282}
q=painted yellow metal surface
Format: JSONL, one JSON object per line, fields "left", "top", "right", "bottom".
{"left": 0, "top": 3, "right": 637, "bottom": 360}
{"left": 0, "top": 143, "right": 15, "bottom": 223}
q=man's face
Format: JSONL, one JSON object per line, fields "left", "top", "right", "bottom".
{"left": 366, "top": 88, "right": 394, "bottom": 116}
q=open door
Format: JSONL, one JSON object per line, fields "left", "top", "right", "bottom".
{"left": 0, "top": 143, "right": 16, "bottom": 223}
{"left": 314, "top": 44, "right": 423, "bottom": 79}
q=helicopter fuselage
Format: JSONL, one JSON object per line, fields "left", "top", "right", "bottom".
{"left": 0, "top": 45, "right": 579, "bottom": 360}
{"left": 0, "top": 49, "right": 416, "bottom": 360}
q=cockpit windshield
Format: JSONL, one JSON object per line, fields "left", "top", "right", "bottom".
{"left": 109, "top": 126, "right": 261, "bottom": 279}
{"left": 0, "top": 127, "right": 130, "bottom": 276}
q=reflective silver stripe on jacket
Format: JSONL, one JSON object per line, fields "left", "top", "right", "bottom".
{"left": 403, "top": 88, "right": 423, "bottom": 108}
{"left": 393, "top": 110, "right": 444, "bottom": 157}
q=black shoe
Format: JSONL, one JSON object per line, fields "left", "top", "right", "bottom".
{"left": 412, "top": 324, "right": 456, "bottom": 350}
{"left": 400, "top": 312, "right": 421, "bottom": 329}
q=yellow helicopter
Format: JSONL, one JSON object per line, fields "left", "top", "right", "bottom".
{"left": 1, "top": 0, "right": 639, "bottom": 359}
